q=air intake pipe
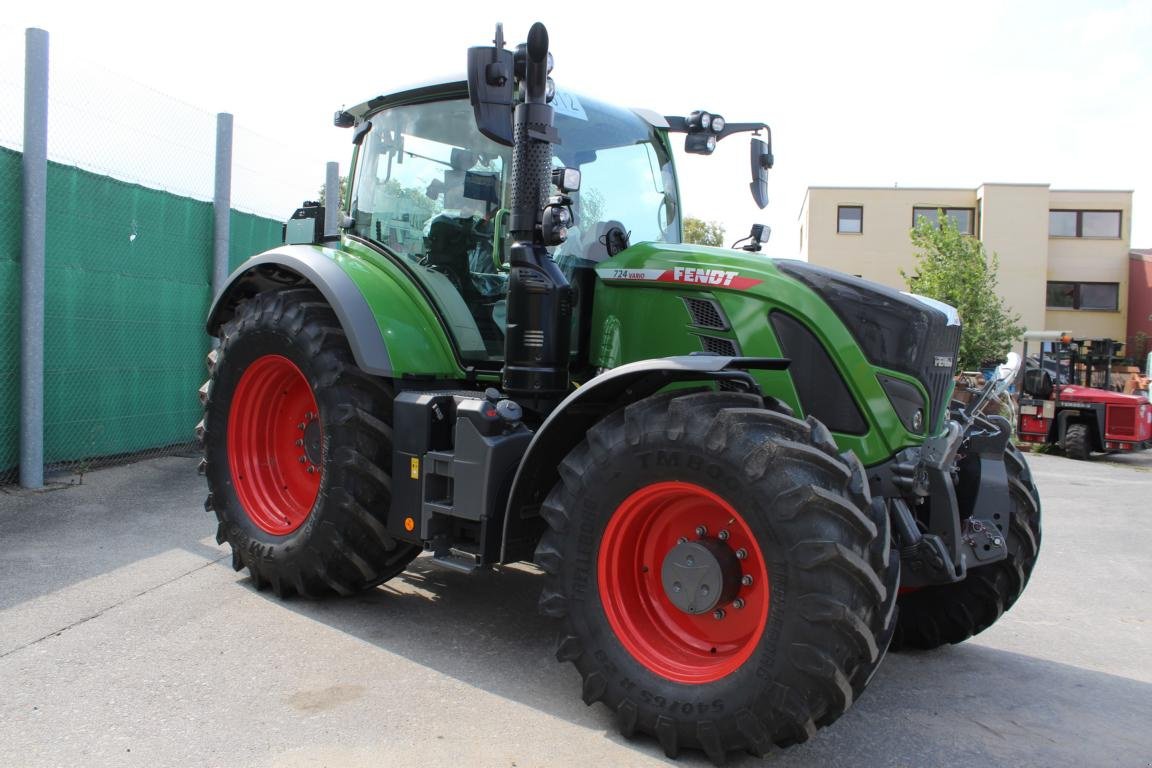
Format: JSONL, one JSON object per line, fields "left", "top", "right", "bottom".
{"left": 501, "top": 22, "right": 572, "bottom": 405}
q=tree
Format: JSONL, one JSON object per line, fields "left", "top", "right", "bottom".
{"left": 682, "top": 217, "right": 726, "bottom": 247}
{"left": 901, "top": 212, "right": 1024, "bottom": 370}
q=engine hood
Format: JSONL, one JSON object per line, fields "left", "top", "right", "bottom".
{"left": 1057, "top": 384, "right": 1149, "bottom": 406}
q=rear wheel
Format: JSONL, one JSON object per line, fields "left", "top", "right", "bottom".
{"left": 535, "top": 391, "right": 892, "bottom": 762}
{"left": 201, "top": 287, "right": 419, "bottom": 597}
{"left": 1063, "top": 422, "right": 1091, "bottom": 460}
{"left": 891, "top": 430, "right": 1041, "bottom": 651}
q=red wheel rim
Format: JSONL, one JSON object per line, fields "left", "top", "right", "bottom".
{"left": 227, "top": 355, "right": 322, "bottom": 535}
{"left": 598, "top": 482, "right": 770, "bottom": 683}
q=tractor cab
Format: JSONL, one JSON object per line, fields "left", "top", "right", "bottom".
{"left": 342, "top": 84, "right": 680, "bottom": 367}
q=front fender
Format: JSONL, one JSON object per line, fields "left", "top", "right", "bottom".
{"left": 499, "top": 355, "right": 788, "bottom": 562}
{"left": 207, "top": 244, "right": 462, "bottom": 378}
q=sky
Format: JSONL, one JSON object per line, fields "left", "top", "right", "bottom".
{"left": 3, "top": 0, "right": 1150, "bottom": 255}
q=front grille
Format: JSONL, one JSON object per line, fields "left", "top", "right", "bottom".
{"left": 698, "top": 335, "right": 740, "bottom": 356}
{"left": 1109, "top": 406, "right": 1135, "bottom": 437}
{"left": 683, "top": 297, "right": 729, "bottom": 330}
{"left": 775, "top": 260, "right": 962, "bottom": 434}
{"left": 922, "top": 322, "right": 962, "bottom": 430}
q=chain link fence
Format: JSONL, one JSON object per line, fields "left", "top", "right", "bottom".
{"left": 0, "top": 27, "right": 314, "bottom": 485}
{"left": 0, "top": 26, "right": 26, "bottom": 484}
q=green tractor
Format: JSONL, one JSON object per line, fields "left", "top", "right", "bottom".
{"left": 199, "top": 22, "right": 1041, "bottom": 762}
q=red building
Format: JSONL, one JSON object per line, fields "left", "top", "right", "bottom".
{"left": 1130, "top": 249, "right": 1152, "bottom": 368}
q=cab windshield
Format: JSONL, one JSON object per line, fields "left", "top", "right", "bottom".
{"left": 349, "top": 90, "right": 679, "bottom": 364}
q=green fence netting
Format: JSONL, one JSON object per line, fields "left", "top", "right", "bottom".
{"left": 0, "top": 147, "right": 283, "bottom": 482}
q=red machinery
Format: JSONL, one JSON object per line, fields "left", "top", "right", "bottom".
{"left": 1016, "top": 332, "right": 1151, "bottom": 458}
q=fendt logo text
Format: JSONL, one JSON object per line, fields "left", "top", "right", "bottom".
{"left": 672, "top": 267, "right": 740, "bottom": 286}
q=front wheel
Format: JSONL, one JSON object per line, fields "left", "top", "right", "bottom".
{"left": 891, "top": 429, "right": 1041, "bottom": 650}
{"left": 202, "top": 287, "right": 419, "bottom": 597}
{"left": 534, "top": 391, "right": 893, "bottom": 762}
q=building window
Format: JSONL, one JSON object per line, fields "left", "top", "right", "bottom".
{"left": 837, "top": 205, "right": 862, "bottom": 234}
{"left": 912, "top": 207, "right": 974, "bottom": 235}
{"left": 1046, "top": 281, "right": 1119, "bottom": 311}
{"left": 1049, "top": 210, "right": 1121, "bottom": 238}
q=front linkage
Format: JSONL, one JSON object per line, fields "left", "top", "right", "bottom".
{"left": 871, "top": 367, "right": 1017, "bottom": 588}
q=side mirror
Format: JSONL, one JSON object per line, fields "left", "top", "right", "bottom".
{"left": 467, "top": 25, "right": 515, "bottom": 147}
{"left": 749, "top": 136, "right": 773, "bottom": 209}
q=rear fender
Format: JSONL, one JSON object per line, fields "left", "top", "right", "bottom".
{"left": 207, "top": 245, "right": 461, "bottom": 378}
{"left": 499, "top": 355, "right": 789, "bottom": 563}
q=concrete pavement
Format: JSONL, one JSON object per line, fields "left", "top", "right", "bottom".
{"left": 1, "top": 451, "right": 1149, "bottom": 767}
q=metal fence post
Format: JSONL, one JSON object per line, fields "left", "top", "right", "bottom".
{"left": 20, "top": 28, "right": 49, "bottom": 489}
{"left": 324, "top": 161, "right": 339, "bottom": 238}
{"left": 212, "top": 113, "right": 233, "bottom": 300}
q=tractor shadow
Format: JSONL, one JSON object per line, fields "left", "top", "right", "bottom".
{"left": 250, "top": 557, "right": 1152, "bottom": 768}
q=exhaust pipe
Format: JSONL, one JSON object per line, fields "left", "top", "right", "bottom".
{"left": 501, "top": 22, "right": 572, "bottom": 403}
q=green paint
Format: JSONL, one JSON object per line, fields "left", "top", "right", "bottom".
{"left": 333, "top": 239, "right": 466, "bottom": 377}
{"left": 590, "top": 242, "right": 931, "bottom": 465}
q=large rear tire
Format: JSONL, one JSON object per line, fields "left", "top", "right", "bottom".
{"left": 891, "top": 433, "right": 1041, "bottom": 651}
{"left": 201, "top": 287, "right": 419, "bottom": 597}
{"left": 535, "top": 391, "right": 893, "bottom": 762}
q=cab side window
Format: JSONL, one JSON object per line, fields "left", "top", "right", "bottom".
{"left": 350, "top": 100, "right": 510, "bottom": 361}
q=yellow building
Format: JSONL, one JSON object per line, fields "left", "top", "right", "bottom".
{"left": 797, "top": 184, "right": 1133, "bottom": 342}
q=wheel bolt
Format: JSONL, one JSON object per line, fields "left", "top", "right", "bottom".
{"left": 672, "top": 582, "right": 682, "bottom": 593}
{"left": 297, "top": 456, "right": 306, "bottom": 463}
{"left": 718, "top": 529, "right": 729, "bottom": 541}
{"left": 713, "top": 609, "right": 725, "bottom": 620}
{"left": 695, "top": 526, "right": 708, "bottom": 537}
{"left": 735, "top": 548, "right": 747, "bottom": 560}
{"left": 733, "top": 598, "right": 746, "bottom": 609}
{"left": 298, "top": 422, "right": 306, "bottom": 430}
{"left": 741, "top": 574, "right": 754, "bottom": 587}
{"left": 295, "top": 439, "right": 304, "bottom": 447}
{"left": 307, "top": 465, "right": 316, "bottom": 474}
{"left": 677, "top": 536, "right": 687, "bottom": 544}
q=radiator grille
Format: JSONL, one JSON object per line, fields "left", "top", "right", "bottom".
{"left": 698, "top": 335, "right": 740, "bottom": 356}
{"left": 1108, "top": 405, "right": 1135, "bottom": 437}
{"left": 683, "top": 297, "right": 729, "bottom": 330}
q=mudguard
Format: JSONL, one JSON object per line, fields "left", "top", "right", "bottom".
{"left": 499, "top": 355, "right": 789, "bottom": 563}
{"left": 1056, "top": 406, "right": 1105, "bottom": 450}
{"left": 206, "top": 245, "right": 462, "bottom": 378}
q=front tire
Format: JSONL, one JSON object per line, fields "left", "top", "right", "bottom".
{"left": 891, "top": 434, "right": 1041, "bottom": 651}
{"left": 535, "top": 391, "right": 892, "bottom": 762}
{"left": 202, "top": 287, "right": 419, "bottom": 597}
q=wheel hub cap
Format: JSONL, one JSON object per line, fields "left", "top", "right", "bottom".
{"left": 661, "top": 539, "right": 741, "bottom": 614}
{"left": 303, "top": 418, "right": 323, "bottom": 465}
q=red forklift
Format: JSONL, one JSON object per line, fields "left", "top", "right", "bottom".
{"left": 1016, "top": 331, "right": 1152, "bottom": 459}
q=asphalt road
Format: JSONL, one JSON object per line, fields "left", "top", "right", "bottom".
{"left": 1, "top": 450, "right": 1149, "bottom": 768}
